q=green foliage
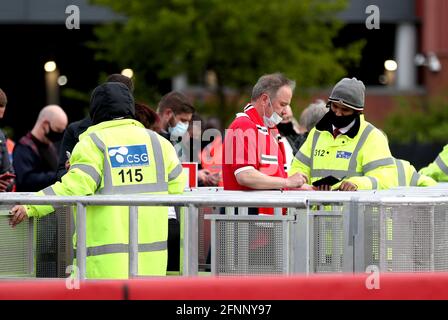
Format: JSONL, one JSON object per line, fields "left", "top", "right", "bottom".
{"left": 89, "top": 0, "right": 363, "bottom": 117}
{"left": 90, "top": 0, "right": 358, "bottom": 82}
{"left": 384, "top": 96, "right": 448, "bottom": 144}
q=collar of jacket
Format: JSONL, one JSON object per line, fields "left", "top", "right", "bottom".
{"left": 315, "top": 112, "right": 364, "bottom": 139}
{"left": 244, "top": 104, "right": 265, "bottom": 127}
{"left": 80, "top": 119, "right": 145, "bottom": 140}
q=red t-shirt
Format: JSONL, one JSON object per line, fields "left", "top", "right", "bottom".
{"left": 222, "top": 104, "right": 287, "bottom": 191}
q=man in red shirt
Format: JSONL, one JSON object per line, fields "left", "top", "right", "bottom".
{"left": 222, "top": 73, "right": 307, "bottom": 196}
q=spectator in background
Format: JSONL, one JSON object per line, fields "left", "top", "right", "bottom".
{"left": 177, "top": 114, "right": 221, "bottom": 187}
{"left": 297, "top": 99, "right": 328, "bottom": 145}
{"left": 56, "top": 74, "right": 134, "bottom": 180}
{"left": 157, "top": 91, "right": 195, "bottom": 143}
{"left": 276, "top": 105, "right": 301, "bottom": 173}
{"left": 13, "top": 105, "right": 68, "bottom": 191}
{"left": 135, "top": 102, "right": 161, "bottom": 132}
{"left": 0, "top": 88, "right": 15, "bottom": 192}
{"left": 200, "top": 117, "right": 224, "bottom": 186}
{"left": 278, "top": 99, "right": 327, "bottom": 173}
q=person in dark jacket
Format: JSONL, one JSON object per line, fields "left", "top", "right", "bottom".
{"left": 13, "top": 105, "right": 68, "bottom": 191}
{"left": 56, "top": 74, "right": 134, "bottom": 180}
{"left": 0, "top": 88, "right": 15, "bottom": 192}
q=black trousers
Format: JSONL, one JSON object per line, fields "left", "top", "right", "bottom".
{"left": 167, "top": 218, "right": 180, "bottom": 272}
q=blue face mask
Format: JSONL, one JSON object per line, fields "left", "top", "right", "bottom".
{"left": 169, "top": 121, "right": 189, "bottom": 138}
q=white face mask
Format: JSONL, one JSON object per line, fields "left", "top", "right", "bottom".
{"left": 263, "top": 97, "right": 283, "bottom": 128}
{"left": 169, "top": 121, "right": 189, "bottom": 138}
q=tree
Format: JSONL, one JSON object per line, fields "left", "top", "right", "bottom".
{"left": 90, "top": 0, "right": 363, "bottom": 120}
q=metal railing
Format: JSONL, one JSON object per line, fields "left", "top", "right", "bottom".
{"left": 1, "top": 185, "right": 448, "bottom": 278}
{"left": 0, "top": 191, "right": 308, "bottom": 279}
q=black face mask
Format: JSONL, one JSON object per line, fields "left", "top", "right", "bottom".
{"left": 46, "top": 127, "right": 64, "bottom": 143}
{"left": 328, "top": 109, "right": 358, "bottom": 128}
{"left": 276, "top": 122, "right": 296, "bottom": 136}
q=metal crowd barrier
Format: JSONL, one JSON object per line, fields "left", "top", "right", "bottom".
{"left": 0, "top": 205, "right": 34, "bottom": 277}
{"left": 1, "top": 185, "right": 448, "bottom": 278}
{"left": 0, "top": 191, "right": 308, "bottom": 279}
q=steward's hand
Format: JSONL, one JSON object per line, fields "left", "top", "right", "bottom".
{"left": 9, "top": 205, "right": 28, "bottom": 228}
{"left": 337, "top": 181, "right": 358, "bottom": 191}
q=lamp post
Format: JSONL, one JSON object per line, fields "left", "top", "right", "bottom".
{"left": 44, "top": 61, "right": 59, "bottom": 105}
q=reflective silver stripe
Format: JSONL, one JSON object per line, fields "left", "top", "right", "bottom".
{"left": 147, "top": 129, "right": 166, "bottom": 185}
{"left": 168, "top": 163, "right": 183, "bottom": 181}
{"left": 396, "top": 159, "right": 406, "bottom": 186}
{"left": 70, "top": 164, "right": 101, "bottom": 188}
{"left": 91, "top": 131, "right": 168, "bottom": 195}
{"left": 435, "top": 156, "right": 448, "bottom": 175}
{"left": 90, "top": 132, "right": 110, "bottom": 191}
{"left": 261, "top": 154, "right": 277, "bottom": 160}
{"left": 101, "top": 183, "right": 168, "bottom": 194}
{"left": 295, "top": 150, "right": 311, "bottom": 167}
{"left": 349, "top": 124, "right": 374, "bottom": 173}
{"left": 363, "top": 157, "right": 395, "bottom": 173}
{"left": 42, "top": 186, "right": 56, "bottom": 196}
{"left": 260, "top": 160, "right": 277, "bottom": 165}
{"left": 410, "top": 171, "right": 420, "bottom": 186}
{"left": 310, "top": 169, "right": 361, "bottom": 178}
{"left": 75, "top": 241, "right": 168, "bottom": 257}
{"left": 261, "top": 154, "right": 277, "bottom": 164}
{"left": 367, "top": 176, "right": 378, "bottom": 189}
{"left": 310, "top": 131, "right": 321, "bottom": 170}
{"left": 139, "top": 242, "right": 167, "bottom": 253}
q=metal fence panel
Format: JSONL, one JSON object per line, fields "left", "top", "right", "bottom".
{"left": 208, "top": 214, "right": 291, "bottom": 275}
{"left": 434, "top": 204, "right": 448, "bottom": 271}
{"left": 0, "top": 205, "right": 34, "bottom": 277}
{"left": 359, "top": 201, "right": 448, "bottom": 273}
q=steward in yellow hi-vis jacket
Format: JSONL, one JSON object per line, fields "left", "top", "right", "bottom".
{"left": 9, "top": 82, "right": 186, "bottom": 279}
{"left": 394, "top": 158, "right": 436, "bottom": 187}
{"left": 290, "top": 78, "right": 396, "bottom": 191}
{"left": 419, "top": 145, "right": 448, "bottom": 182}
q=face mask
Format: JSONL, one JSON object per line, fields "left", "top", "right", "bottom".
{"left": 263, "top": 97, "right": 283, "bottom": 128}
{"left": 169, "top": 121, "right": 189, "bottom": 138}
{"left": 46, "top": 126, "right": 64, "bottom": 143}
{"left": 328, "top": 108, "right": 358, "bottom": 128}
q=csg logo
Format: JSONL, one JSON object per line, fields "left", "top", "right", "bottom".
{"left": 108, "top": 145, "right": 150, "bottom": 168}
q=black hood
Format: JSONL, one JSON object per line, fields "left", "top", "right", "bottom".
{"left": 90, "top": 82, "right": 135, "bottom": 125}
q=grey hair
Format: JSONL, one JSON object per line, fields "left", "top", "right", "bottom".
{"left": 299, "top": 99, "right": 328, "bottom": 132}
{"left": 251, "top": 73, "right": 296, "bottom": 101}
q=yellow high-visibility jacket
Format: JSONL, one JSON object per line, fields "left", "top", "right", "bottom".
{"left": 25, "top": 119, "right": 186, "bottom": 279}
{"left": 394, "top": 158, "right": 436, "bottom": 187}
{"left": 290, "top": 115, "right": 396, "bottom": 190}
{"left": 419, "top": 145, "right": 448, "bottom": 182}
